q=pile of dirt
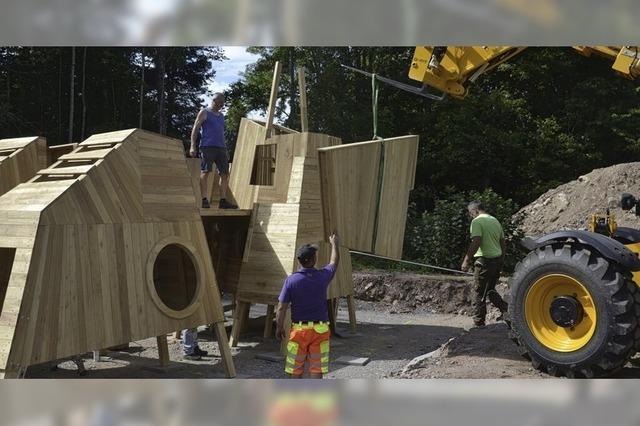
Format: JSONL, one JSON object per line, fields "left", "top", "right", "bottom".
{"left": 518, "top": 162, "right": 640, "bottom": 236}
{"left": 353, "top": 271, "right": 506, "bottom": 318}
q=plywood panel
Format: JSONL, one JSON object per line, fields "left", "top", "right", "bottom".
{"left": 228, "top": 118, "right": 265, "bottom": 209}
{"left": 375, "top": 136, "right": 419, "bottom": 257}
{"left": 318, "top": 141, "right": 381, "bottom": 252}
{"left": 318, "top": 135, "right": 419, "bottom": 259}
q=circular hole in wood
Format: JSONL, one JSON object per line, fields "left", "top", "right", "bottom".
{"left": 152, "top": 244, "right": 198, "bottom": 312}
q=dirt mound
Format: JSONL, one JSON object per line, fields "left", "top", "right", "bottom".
{"left": 353, "top": 271, "right": 506, "bottom": 318}
{"left": 518, "top": 162, "right": 640, "bottom": 236}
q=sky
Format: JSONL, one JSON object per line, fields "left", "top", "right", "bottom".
{"left": 203, "top": 46, "right": 259, "bottom": 105}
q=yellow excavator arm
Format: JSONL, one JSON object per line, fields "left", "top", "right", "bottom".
{"left": 409, "top": 46, "right": 640, "bottom": 99}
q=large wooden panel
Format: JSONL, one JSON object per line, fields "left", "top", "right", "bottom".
{"left": 228, "top": 118, "right": 265, "bottom": 209}
{"left": 318, "top": 141, "right": 381, "bottom": 252}
{"left": 375, "top": 136, "right": 419, "bottom": 257}
{"left": 318, "top": 135, "right": 419, "bottom": 258}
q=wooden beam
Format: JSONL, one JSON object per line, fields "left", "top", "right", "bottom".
{"left": 347, "top": 295, "right": 357, "bottom": 332}
{"left": 157, "top": 335, "right": 170, "bottom": 367}
{"left": 229, "top": 301, "right": 250, "bottom": 347}
{"left": 265, "top": 61, "right": 283, "bottom": 138}
{"left": 213, "top": 322, "right": 236, "bottom": 378}
{"left": 297, "top": 67, "right": 309, "bottom": 132}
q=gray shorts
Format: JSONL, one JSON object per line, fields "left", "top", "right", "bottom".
{"left": 200, "top": 146, "right": 229, "bottom": 175}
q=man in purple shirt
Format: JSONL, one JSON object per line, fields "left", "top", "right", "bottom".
{"left": 276, "top": 233, "right": 340, "bottom": 378}
{"left": 189, "top": 92, "right": 237, "bottom": 209}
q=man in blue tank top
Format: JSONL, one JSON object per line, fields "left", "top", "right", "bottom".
{"left": 189, "top": 93, "right": 237, "bottom": 209}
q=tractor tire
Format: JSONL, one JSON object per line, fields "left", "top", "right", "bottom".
{"left": 508, "top": 242, "right": 640, "bottom": 378}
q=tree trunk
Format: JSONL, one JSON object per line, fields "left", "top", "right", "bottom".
{"left": 68, "top": 46, "right": 76, "bottom": 143}
{"left": 81, "top": 47, "right": 87, "bottom": 141}
{"left": 156, "top": 48, "right": 167, "bottom": 134}
{"left": 289, "top": 47, "right": 297, "bottom": 128}
{"left": 139, "top": 47, "right": 145, "bottom": 129}
{"left": 58, "top": 50, "right": 62, "bottom": 142}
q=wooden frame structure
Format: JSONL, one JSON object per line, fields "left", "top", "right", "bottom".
{"left": 0, "top": 129, "right": 235, "bottom": 378}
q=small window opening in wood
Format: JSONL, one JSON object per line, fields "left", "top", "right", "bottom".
{"left": 152, "top": 244, "right": 198, "bottom": 311}
{"left": 250, "top": 144, "right": 277, "bottom": 186}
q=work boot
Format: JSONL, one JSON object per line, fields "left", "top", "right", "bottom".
{"left": 202, "top": 198, "right": 211, "bottom": 209}
{"left": 219, "top": 198, "right": 238, "bottom": 209}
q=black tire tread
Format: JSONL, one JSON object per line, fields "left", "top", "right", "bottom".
{"left": 507, "top": 242, "right": 640, "bottom": 378}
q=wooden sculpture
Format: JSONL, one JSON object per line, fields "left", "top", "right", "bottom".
{"left": 0, "top": 129, "right": 235, "bottom": 378}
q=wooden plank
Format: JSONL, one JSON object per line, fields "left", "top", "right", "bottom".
{"left": 265, "top": 61, "right": 283, "bottom": 138}
{"left": 212, "top": 322, "right": 236, "bottom": 378}
{"left": 297, "top": 67, "right": 309, "bottom": 132}
{"left": 374, "top": 136, "right": 419, "bottom": 257}
{"left": 228, "top": 118, "right": 265, "bottom": 209}
{"left": 347, "top": 295, "right": 357, "bottom": 332}
{"left": 157, "top": 335, "right": 170, "bottom": 367}
{"left": 37, "top": 164, "right": 94, "bottom": 175}
{"left": 200, "top": 209, "right": 252, "bottom": 217}
{"left": 229, "top": 301, "right": 249, "bottom": 347}
{"left": 58, "top": 148, "right": 113, "bottom": 160}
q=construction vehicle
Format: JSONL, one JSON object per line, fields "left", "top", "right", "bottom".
{"left": 340, "top": 41, "right": 640, "bottom": 371}
{"left": 401, "top": 46, "right": 640, "bottom": 377}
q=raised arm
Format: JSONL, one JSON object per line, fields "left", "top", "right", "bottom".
{"left": 190, "top": 109, "right": 207, "bottom": 157}
{"left": 329, "top": 232, "right": 340, "bottom": 267}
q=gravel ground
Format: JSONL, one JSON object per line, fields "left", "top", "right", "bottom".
{"left": 25, "top": 298, "right": 472, "bottom": 379}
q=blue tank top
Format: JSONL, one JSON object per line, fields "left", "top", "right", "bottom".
{"left": 200, "top": 109, "right": 225, "bottom": 148}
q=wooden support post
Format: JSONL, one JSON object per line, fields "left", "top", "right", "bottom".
{"left": 230, "top": 301, "right": 250, "bottom": 347}
{"left": 328, "top": 298, "right": 338, "bottom": 335}
{"left": 297, "top": 66, "right": 308, "bottom": 132}
{"left": 265, "top": 61, "right": 283, "bottom": 138}
{"left": 157, "top": 335, "right": 170, "bottom": 367}
{"left": 241, "top": 302, "right": 251, "bottom": 333}
{"left": 174, "top": 330, "right": 181, "bottom": 340}
{"left": 213, "top": 321, "right": 236, "bottom": 378}
{"left": 264, "top": 304, "right": 275, "bottom": 338}
{"left": 347, "top": 295, "right": 357, "bottom": 332}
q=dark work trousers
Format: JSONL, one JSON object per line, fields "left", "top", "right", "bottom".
{"left": 472, "top": 256, "right": 508, "bottom": 325}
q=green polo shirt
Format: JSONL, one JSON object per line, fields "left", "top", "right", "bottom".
{"left": 470, "top": 213, "right": 504, "bottom": 258}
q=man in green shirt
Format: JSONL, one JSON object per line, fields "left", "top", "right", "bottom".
{"left": 461, "top": 201, "right": 508, "bottom": 327}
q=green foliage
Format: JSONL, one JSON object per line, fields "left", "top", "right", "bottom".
{"left": 0, "top": 47, "right": 225, "bottom": 145}
{"left": 404, "top": 189, "right": 525, "bottom": 273}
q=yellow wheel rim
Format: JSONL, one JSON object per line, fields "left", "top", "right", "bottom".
{"left": 525, "top": 274, "right": 597, "bottom": 352}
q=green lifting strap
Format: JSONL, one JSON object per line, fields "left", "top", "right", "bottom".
{"left": 371, "top": 73, "right": 385, "bottom": 253}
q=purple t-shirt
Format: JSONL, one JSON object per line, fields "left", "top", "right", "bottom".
{"left": 278, "top": 264, "right": 337, "bottom": 322}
